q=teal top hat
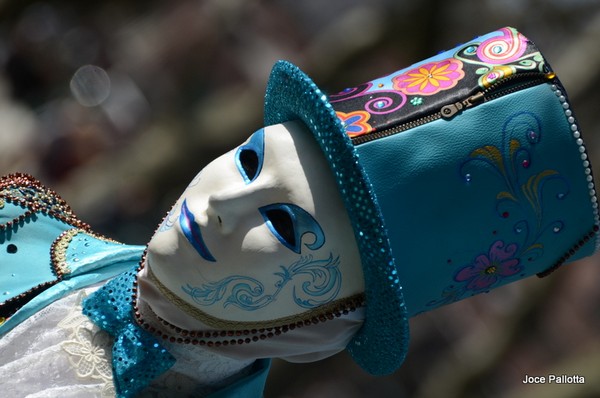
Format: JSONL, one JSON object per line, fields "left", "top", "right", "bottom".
{"left": 0, "top": 173, "right": 145, "bottom": 334}
{"left": 265, "top": 27, "right": 599, "bottom": 375}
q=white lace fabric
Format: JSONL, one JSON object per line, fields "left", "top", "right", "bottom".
{"left": 0, "top": 287, "right": 114, "bottom": 397}
{"left": 0, "top": 287, "right": 255, "bottom": 397}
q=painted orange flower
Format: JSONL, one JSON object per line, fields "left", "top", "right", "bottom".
{"left": 393, "top": 59, "right": 465, "bottom": 96}
{"left": 336, "top": 110, "right": 372, "bottom": 138}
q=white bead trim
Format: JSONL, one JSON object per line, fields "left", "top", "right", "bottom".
{"left": 551, "top": 83, "right": 600, "bottom": 252}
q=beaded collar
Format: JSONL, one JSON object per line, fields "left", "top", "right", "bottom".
{"left": 0, "top": 173, "right": 145, "bottom": 335}
{"left": 0, "top": 173, "right": 91, "bottom": 324}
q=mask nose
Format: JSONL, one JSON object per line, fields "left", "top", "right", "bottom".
{"left": 207, "top": 178, "right": 278, "bottom": 234}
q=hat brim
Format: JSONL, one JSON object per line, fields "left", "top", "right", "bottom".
{"left": 264, "top": 60, "right": 409, "bottom": 375}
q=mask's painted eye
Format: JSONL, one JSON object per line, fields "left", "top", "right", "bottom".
{"left": 259, "top": 203, "right": 325, "bottom": 253}
{"left": 236, "top": 129, "right": 265, "bottom": 184}
{"left": 6, "top": 244, "right": 17, "bottom": 254}
{"left": 262, "top": 207, "right": 296, "bottom": 248}
{"left": 238, "top": 150, "right": 259, "bottom": 182}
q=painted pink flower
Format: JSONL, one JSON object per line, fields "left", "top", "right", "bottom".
{"left": 392, "top": 59, "right": 464, "bottom": 96}
{"left": 455, "top": 240, "right": 521, "bottom": 290}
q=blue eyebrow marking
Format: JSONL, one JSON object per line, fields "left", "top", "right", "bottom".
{"left": 259, "top": 203, "right": 325, "bottom": 254}
{"left": 179, "top": 199, "right": 216, "bottom": 262}
{"left": 235, "top": 129, "right": 265, "bottom": 184}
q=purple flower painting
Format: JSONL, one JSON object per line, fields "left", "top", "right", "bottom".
{"left": 455, "top": 240, "right": 522, "bottom": 290}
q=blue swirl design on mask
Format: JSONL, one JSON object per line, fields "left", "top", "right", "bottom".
{"left": 235, "top": 128, "right": 265, "bottom": 184}
{"left": 259, "top": 203, "right": 325, "bottom": 253}
{"left": 181, "top": 253, "right": 341, "bottom": 310}
{"left": 158, "top": 204, "right": 178, "bottom": 232}
{"left": 179, "top": 199, "right": 216, "bottom": 262}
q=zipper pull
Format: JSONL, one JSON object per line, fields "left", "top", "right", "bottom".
{"left": 440, "top": 92, "right": 485, "bottom": 119}
{"left": 440, "top": 102, "right": 463, "bottom": 118}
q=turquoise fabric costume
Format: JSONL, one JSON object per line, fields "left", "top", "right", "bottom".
{"left": 1, "top": 27, "right": 598, "bottom": 397}
{"left": 0, "top": 174, "right": 144, "bottom": 335}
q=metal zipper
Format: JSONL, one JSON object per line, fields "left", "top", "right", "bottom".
{"left": 351, "top": 71, "right": 556, "bottom": 146}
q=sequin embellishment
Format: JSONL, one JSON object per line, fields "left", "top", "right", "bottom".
{"left": 83, "top": 269, "right": 176, "bottom": 398}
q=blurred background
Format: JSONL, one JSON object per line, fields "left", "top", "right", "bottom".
{"left": 1, "top": 1, "right": 600, "bottom": 397}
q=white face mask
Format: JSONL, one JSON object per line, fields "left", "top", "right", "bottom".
{"left": 145, "top": 121, "right": 363, "bottom": 326}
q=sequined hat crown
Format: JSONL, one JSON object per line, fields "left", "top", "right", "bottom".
{"left": 264, "top": 27, "right": 599, "bottom": 375}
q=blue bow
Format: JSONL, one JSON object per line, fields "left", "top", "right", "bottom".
{"left": 83, "top": 269, "right": 176, "bottom": 398}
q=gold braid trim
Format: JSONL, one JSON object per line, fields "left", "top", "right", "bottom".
{"left": 50, "top": 228, "right": 122, "bottom": 278}
{"left": 51, "top": 229, "right": 81, "bottom": 277}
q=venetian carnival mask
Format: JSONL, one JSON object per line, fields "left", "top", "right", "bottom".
{"left": 143, "top": 121, "right": 364, "bottom": 327}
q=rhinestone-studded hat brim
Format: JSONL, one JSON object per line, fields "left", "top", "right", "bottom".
{"left": 264, "top": 60, "right": 409, "bottom": 375}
